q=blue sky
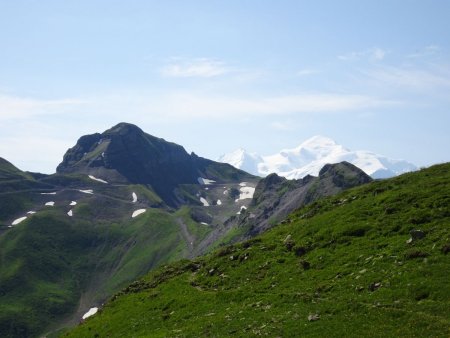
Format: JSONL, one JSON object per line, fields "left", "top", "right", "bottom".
{"left": 0, "top": 0, "right": 449, "bottom": 173}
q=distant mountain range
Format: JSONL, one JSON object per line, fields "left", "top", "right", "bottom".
{"left": 218, "top": 135, "right": 417, "bottom": 179}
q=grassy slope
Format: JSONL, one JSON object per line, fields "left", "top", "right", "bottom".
{"left": 66, "top": 163, "right": 450, "bottom": 337}
{"left": 0, "top": 205, "right": 189, "bottom": 337}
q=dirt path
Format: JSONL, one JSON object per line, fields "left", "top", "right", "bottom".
{"left": 176, "top": 218, "right": 195, "bottom": 258}
{"left": 193, "top": 220, "right": 235, "bottom": 257}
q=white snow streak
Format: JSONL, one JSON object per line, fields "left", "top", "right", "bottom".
{"left": 82, "top": 307, "right": 98, "bottom": 320}
{"left": 88, "top": 175, "right": 108, "bottom": 184}
{"left": 132, "top": 209, "right": 146, "bottom": 218}
{"left": 200, "top": 197, "right": 209, "bottom": 206}
{"left": 12, "top": 216, "right": 27, "bottom": 225}
{"left": 198, "top": 177, "right": 216, "bottom": 185}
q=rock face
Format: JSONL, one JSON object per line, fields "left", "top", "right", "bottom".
{"left": 240, "top": 162, "right": 372, "bottom": 236}
{"left": 57, "top": 123, "right": 254, "bottom": 206}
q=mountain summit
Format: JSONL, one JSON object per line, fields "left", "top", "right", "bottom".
{"left": 218, "top": 135, "right": 417, "bottom": 179}
{"left": 57, "top": 122, "right": 253, "bottom": 205}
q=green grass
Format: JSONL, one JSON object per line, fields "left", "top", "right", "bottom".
{"left": 65, "top": 163, "right": 450, "bottom": 337}
{"left": 0, "top": 205, "right": 194, "bottom": 337}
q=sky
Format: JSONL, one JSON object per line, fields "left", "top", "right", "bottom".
{"left": 0, "top": 0, "right": 449, "bottom": 174}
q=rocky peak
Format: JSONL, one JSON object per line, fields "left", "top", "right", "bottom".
{"left": 57, "top": 122, "right": 254, "bottom": 206}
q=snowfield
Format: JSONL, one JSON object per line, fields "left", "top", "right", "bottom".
{"left": 237, "top": 205, "right": 247, "bottom": 215}
{"left": 88, "top": 175, "right": 108, "bottom": 184}
{"left": 70, "top": 201, "right": 77, "bottom": 206}
{"left": 12, "top": 216, "right": 27, "bottom": 225}
{"left": 40, "top": 192, "right": 57, "bottom": 195}
{"left": 198, "top": 177, "right": 216, "bottom": 185}
{"left": 218, "top": 135, "right": 417, "bottom": 179}
{"left": 132, "top": 209, "right": 146, "bottom": 218}
{"left": 82, "top": 307, "right": 98, "bottom": 320}
{"left": 79, "top": 189, "right": 94, "bottom": 194}
{"left": 200, "top": 197, "right": 209, "bottom": 206}
{"left": 45, "top": 201, "right": 55, "bottom": 206}
{"left": 132, "top": 192, "right": 137, "bottom": 203}
{"left": 67, "top": 210, "right": 73, "bottom": 217}
{"left": 237, "top": 186, "right": 255, "bottom": 201}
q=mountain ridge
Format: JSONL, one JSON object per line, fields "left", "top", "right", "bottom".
{"left": 218, "top": 135, "right": 417, "bottom": 179}
{"left": 57, "top": 122, "right": 255, "bottom": 207}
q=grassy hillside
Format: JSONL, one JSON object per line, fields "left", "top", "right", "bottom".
{"left": 0, "top": 206, "right": 194, "bottom": 337}
{"left": 66, "top": 163, "right": 450, "bottom": 337}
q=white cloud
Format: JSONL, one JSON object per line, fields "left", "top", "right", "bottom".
{"left": 371, "top": 48, "right": 386, "bottom": 61}
{"left": 271, "top": 121, "right": 296, "bottom": 131}
{"left": 408, "top": 45, "right": 441, "bottom": 58}
{"left": 161, "top": 58, "right": 229, "bottom": 78}
{"left": 0, "top": 94, "right": 84, "bottom": 120}
{"left": 297, "top": 69, "right": 319, "bottom": 76}
{"left": 143, "top": 92, "right": 390, "bottom": 120}
{"left": 362, "top": 65, "right": 450, "bottom": 89}
{"left": 338, "top": 47, "right": 387, "bottom": 62}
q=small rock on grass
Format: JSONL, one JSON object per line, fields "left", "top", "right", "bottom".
{"left": 406, "top": 229, "right": 425, "bottom": 244}
{"left": 308, "top": 314, "right": 320, "bottom": 321}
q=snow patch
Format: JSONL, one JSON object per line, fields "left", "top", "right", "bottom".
{"left": 82, "top": 307, "right": 98, "bottom": 320}
{"left": 79, "top": 189, "right": 94, "bottom": 194}
{"left": 132, "top": 209, "right": 146, "bottom": 218}
{"left": 45, "top": 201, "right": 55, "bottom": 206}
{"left": 67, "top": 210, "right": 73, "bottom": 217}
{"left": 237, "top": 206, "right": 247, "bottom": 215}
{"left": 88, "top": 175, "right": 108, "bottom": 184}
{"left": 12, "top": 217, "right": 27, "bottom": 225}
{"left": 239, "top": 182, "right": 247, "bottom": 187}
{"left": 198, "top": 177, "right": 216, "bottom": 185}
{"left": 69, "top": 201, "right": 77, "bottom": 206}
{"left": 200, "top": 197, "right": 209, "bottom": 207}
{"left": 40, "top": 192, "right": 57, "bottom": 195}
{"left": 217, "top": 199, "right": 222, "bottom": 205}
{"left": 201, "top": 222, "right": 209, "bottom": 226}
{"left": 132, "top": 192, "right": 137, "bottom": 203}
{"left": 27, "top": 211, "right": 36, "bottom": 214}
{"left": 237, "top": 186, "right": 255, "bottom": 201}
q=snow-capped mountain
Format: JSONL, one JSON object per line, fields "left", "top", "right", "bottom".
{"left": 217, "top": 136, "right": 417, "bottom": 179}
{"left": 218, "top": 148, "right": 263, "bottom": 175}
